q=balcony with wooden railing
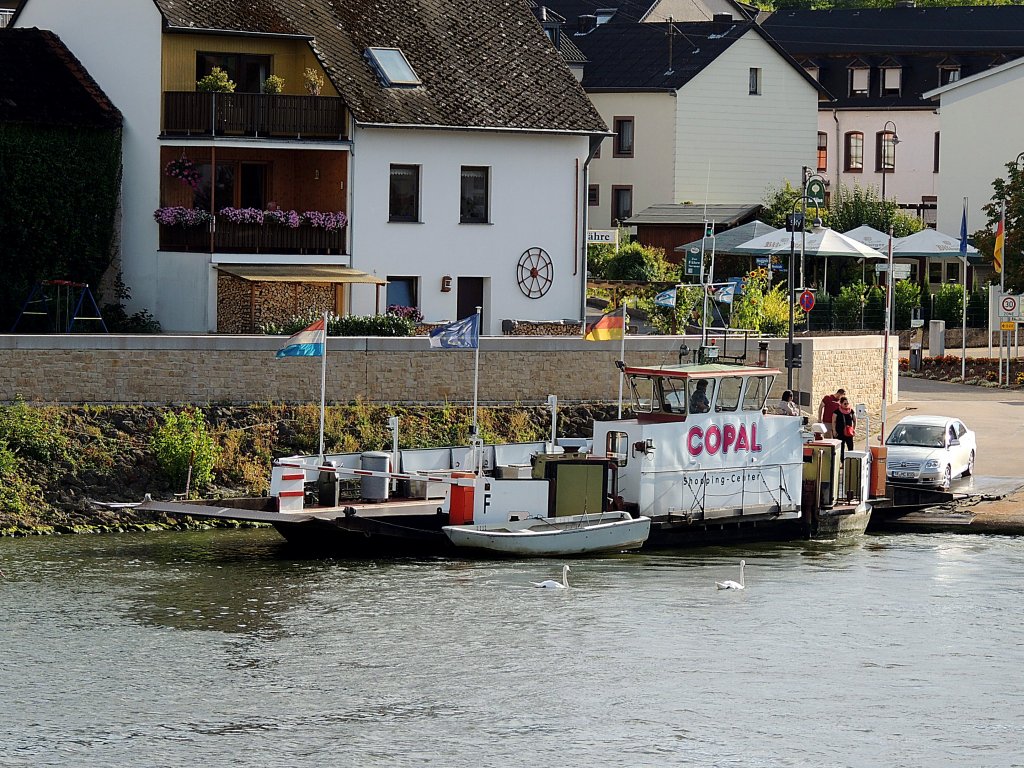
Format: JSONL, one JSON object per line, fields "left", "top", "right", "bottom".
{"left": 158, "top": 219, "right": 346, "bottom": 255}
{"left": 163, "top": 92, "right": 347, "bottom": 140}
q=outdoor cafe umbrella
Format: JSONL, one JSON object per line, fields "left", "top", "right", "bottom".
{"left": 844, "top": 225, "right": 893, "bottom": 284}
{"left": 675, "top": 220, "right": 779, "bottom": 256}
{"left": 890, "top": 227, "right": 981, "bottom": 262}
{"left": 734, "top": 226, "right": 885, "bottom": 293}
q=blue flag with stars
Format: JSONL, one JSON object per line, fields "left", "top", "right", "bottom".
{"left": 428, "top": 314, "right": 479, "bottom": 349}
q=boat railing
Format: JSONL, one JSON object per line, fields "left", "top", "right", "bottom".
{"left": 656, "top": 462, "right": 801, "bottom": 520}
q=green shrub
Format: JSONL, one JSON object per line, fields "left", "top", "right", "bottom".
{"left": 0, "top": 440, "right": 43, "bottom": 515}
{"left": 0, "top": 397, "right": 67, "bottom": 461}
{"left": 601, "top": 242, "right": 670, "bottom": 282}
{"left": 833, "top": 281, "right": 866, "bottom": 330}
{"left": 262, "top": 75, "right": 285, "bottom": 95}
{"left": 933, "top": 283, "right": 965, "bottom": 325}
{"left": 258, "top": 308, "right": 415, "bottom": 337}
{"left": 894, "top": 278, "right": 922, "bottom": 330}
{"left": 197, "top": 67, "right": 236, "bottom": 93}
{"left": 150, "top": 408, "right": 220, "bottom": 494}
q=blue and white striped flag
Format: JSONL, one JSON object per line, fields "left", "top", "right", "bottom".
{"left": 654, "top": 287, "right": 677, "bottom": 308}
{"left": 276, "top": 318, "right": 325, "bottom": 358}
{"left": 428, "top": 314, "right": 479, "bottom": 349}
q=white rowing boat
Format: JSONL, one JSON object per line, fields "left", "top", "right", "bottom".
{"left": 442, "top": 511, "right": 651, "bottom": 556}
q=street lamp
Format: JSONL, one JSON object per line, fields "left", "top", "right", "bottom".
{"left": 802, "top": 168, "right": 827, "bottom": 291}
{"left": 786, "top": 196, "right": 823, "bottom": 391}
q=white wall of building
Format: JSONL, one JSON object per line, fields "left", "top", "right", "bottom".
{"left": 585, "top": 92, "right": 676, "bottom": 229}
{"left": 932, "top": 62, "right": 1024, "bottom": 238}
{"left": 15, "top": 0, "right": 211, "bottom": 332}
{"left": 819, "top": 108, "right": 939, "bottom": 214}
{"left": 676, "top": 30, "right": 817, "bottom": 206}
{"left": 349, "top": 127, "right": 591, "bottom": 335}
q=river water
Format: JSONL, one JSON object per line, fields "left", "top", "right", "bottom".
{"left": 1, "top": 529, "right": 1022, "bottom": 768}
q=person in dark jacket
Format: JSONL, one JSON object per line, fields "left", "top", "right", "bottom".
{"left": 833, "top": 397, "right": 856, "bottom": 459}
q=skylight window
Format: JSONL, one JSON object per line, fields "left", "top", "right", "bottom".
{"left": 365, "top": 47, "right": 421, "bottom": 87}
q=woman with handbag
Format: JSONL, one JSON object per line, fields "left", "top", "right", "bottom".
{"left": 833, "top": 397, "right": 856, "bottom": 459}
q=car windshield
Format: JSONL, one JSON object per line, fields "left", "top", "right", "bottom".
{"left": 886, "top": 424, "right": 946, "bottom": 448}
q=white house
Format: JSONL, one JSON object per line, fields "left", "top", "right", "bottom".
{"left": 13, "top": 0, "right": 606, "bottom": 334}
{"left": 567, "top": 17, "right": 821, "bottom": 231}
{"left": 925, "top": 56, "right": 1024, "bottom": 243}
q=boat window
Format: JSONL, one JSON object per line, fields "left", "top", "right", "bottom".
{"left": 687, "top": 378, "right": 714, "bottom": 414}
{"left": 741, "top": 375, "right": 774, "bottom": 411}
{"left": 606, "top": 431, "right": 628, "bottom": 467}
{"left": 716, "top": 377, "right": 743, "bottom": 412}
{"left": 660, "top": 377, "right": 686, "bottom": 414}
{"left": 629, "top": 376, "right": 656, "bottom": 413}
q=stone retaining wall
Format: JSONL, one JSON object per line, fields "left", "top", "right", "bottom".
{"left": 0, "top": 334, "right": 896, "bottom": 408}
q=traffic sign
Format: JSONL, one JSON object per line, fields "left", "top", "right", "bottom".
{"left": 875, "top": 263, "right": 911, "bottom": 278}
{"left": 1001, "top": 321, "right": 1017, "bottom": 331}
{"left": 798, "top": 290, "right": 815, "bottom": 312}
{"left": 1000, "top": 295, "right": 1018, "bottom": 318}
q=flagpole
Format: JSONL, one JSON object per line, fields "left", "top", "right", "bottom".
{"left": 961, "top": 197, "right": 968, "bottom": 382}
{"left": 472, "top": 306, "right": 481, "bottom": 440}
{"left": 319, "top": 311, "right": 328, "bottom": 464}
{"left": 617, "top": 300, "right": 627, "bottom": 418}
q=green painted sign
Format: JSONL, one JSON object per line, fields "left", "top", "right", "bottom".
{"left": 806, "top": 178, "right": 826, "bottom": 205}
{"left": 685, "top": 251, "right": 702, "bottom": 277}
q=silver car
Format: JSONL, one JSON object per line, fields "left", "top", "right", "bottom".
{"left": 885, "top": 415, "right": 976, "bottom": 490}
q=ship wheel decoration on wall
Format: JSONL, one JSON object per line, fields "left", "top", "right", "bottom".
{"left": 516, "top": 247, "right": 554, "bottom": 299}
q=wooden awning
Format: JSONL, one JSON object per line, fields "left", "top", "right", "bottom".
{"left": 215, "top": 264, "right": 386, "bottom": 285}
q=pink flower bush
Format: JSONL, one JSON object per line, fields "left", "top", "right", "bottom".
{"left": 165, "top": 158, "right": 202, "bottom": 191}
{"left": 153, "top": 207, "right": 212, "bottom": 227}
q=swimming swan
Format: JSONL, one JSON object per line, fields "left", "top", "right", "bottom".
{"left": 531, "top": 564, "right": 570, "bottom": 589}
{"left": 716, "top": 560, "right": 745, "bottom": 590}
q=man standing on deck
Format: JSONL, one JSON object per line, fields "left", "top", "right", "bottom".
{"left": 817, "top": 388, "right": 845, "bottom": 438}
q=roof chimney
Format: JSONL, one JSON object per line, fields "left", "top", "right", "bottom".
{"left": 712, "top": 13, "right": 733, "bottom": 29}
{"left": 577, "top": 14, "right": 597, "bottom": 34}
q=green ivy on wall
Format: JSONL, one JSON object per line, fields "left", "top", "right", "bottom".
{"left": 0, "top": 124, "right": 122, "bottom": 330}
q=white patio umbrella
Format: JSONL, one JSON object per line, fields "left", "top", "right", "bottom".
{"left": 890, "top": 228, "right": 980, "bottom": 261}
{"left": 844, "top": 225, "right": 893, "bottom": 285}
{"left": 734, "top": 227, "right": 885, "bottom": 293}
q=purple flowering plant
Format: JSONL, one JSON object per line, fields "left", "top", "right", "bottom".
{"left": 153, "top": 206, "right": 212, "bottom": 228}
{"left": 301, "top": 210, "right": 348, "bottom": 231}
{"left": 387, "top": 304, "right": 424, "bottom": 323}
{"left": 165, "top": 157, "right": 202, "bottom": 191}
{"left": 264, "top": 209, "right": 301, "bottom": 228}
{"left": 219, "top": 207, "right": 265, "bottom": 225}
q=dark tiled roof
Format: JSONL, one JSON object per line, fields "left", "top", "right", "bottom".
{"left": 763, "top": 7, "right": 1024, "bottom": 109}
{"left": 0, "top": 27, "right": 121, "bottom": 127}
{"left": 627, "top": 203, "right": 761, "bottom": 226}
{"left": 151, "top": 0, "right": 606, "bottom": 133}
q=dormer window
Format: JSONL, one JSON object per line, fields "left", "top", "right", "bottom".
{"left": 848, "top": 60, "right": 869, "bottom": 97}
{"left": 880, "top": 59, "right": 901, "bottom": 96}
{"left": 365, "top": 47, "right": 421, "bottom": 87}
{"left": 805, "top": 66, "right": 819, "bottom": 82}
{"left": 595, "top": 8, "right": 616, "bottom": 24}
{"left": 939, "top": 65, "right": 960, "bottom": 85}
{"left": 938, "top": 57, "right": 961, "bottom": 86}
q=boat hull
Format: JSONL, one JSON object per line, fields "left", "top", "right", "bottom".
{"left": 442, "top": 513, "right": 651, "bottom": 557}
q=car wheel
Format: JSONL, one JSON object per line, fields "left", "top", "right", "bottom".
{"left": 964, "top": 451, "right": 975, "bottom": 477}
{"left": 941, "top": 465, "right": 952, "bottom": 490}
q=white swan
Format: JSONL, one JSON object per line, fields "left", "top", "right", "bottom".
{"left": 716, "top": 560, "right": 745, "bottom": 590}
{"left": 531, "top": 564, "right": 570, "bottom": 589}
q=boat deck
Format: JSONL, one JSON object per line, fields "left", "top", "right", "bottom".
{"left": 139, "top": 496, "right": 444, "bottom": 525}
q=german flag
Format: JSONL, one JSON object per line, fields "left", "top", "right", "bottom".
{"left": 994, "top": 203, "right": 1005, "bottom": 275}
{"left": 584, "top": 309, "right": 625, "bottom": 341}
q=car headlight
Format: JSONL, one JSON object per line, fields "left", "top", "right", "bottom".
{"left": 924, "top": 459, "right": 940, "bottom": 469}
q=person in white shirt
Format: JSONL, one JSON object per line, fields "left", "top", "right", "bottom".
{"left": 779, "top": 390, "right": 800, "bottom": 416}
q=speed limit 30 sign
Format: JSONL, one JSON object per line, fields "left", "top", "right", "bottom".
{"left": 1000, "top": 295, "right": 1019, "bottom": 319}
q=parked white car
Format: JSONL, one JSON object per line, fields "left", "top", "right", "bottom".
{"left": 885, "top": 415, "right": 976, "bottom": 489}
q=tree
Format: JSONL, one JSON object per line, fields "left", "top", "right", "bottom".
{"left": 827, "top": 183, "right": 922, "bottom": 237}
{"left": 974, "top": 159, "right": 1024, "bottom": 292}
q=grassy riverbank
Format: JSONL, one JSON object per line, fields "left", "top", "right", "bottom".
{"left": 0, "top": 400, "right": 617, "bottom": 536}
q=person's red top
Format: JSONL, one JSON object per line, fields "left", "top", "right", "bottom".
{"left": 820, "top": 394, "right": 841, "bottom": 424}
